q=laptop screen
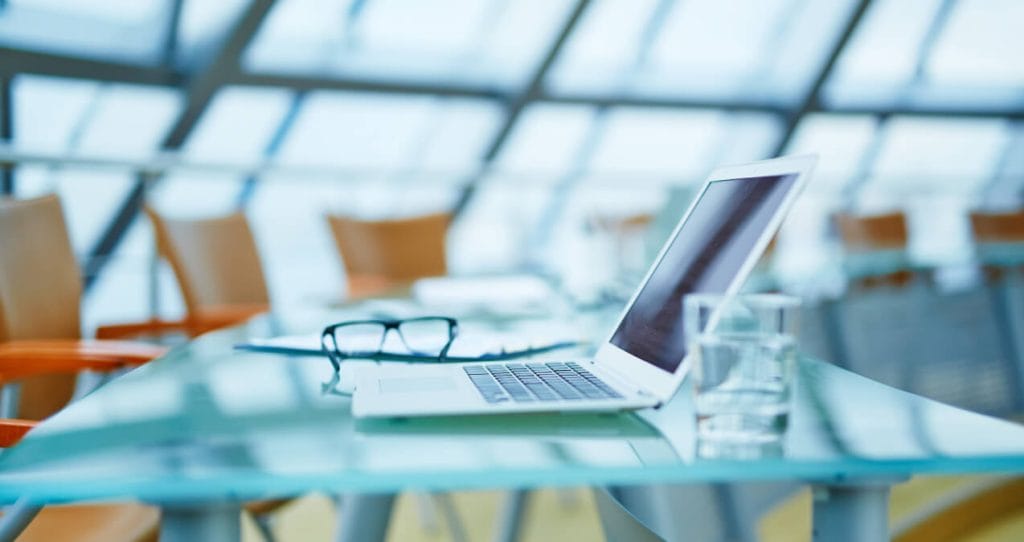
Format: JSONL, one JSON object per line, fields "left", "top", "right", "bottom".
{"left": 609, "top": 173, "right": 798, "bottom": 373}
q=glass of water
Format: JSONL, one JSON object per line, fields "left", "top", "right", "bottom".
{"left": 684, "top": 294, "right": 800, "bottom": 444}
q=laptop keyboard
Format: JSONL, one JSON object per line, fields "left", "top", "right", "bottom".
{"left": 464, "top": 362, "right": 624, "bottom": 404}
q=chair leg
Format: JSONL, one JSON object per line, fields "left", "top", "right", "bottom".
{"left": 0, "top": 383, "right": 20, "bottom": 419}
{"left": 251, "top": 511, "right": 276, "bottom": 542}
{"left": 0, "top": 498, "right": 43, "bottom": 542}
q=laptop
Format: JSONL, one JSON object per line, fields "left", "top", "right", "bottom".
{"left": 353, "top": 155, "right": 816, "bottom": 418}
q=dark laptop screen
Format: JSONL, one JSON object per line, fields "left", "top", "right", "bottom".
{"left": 609, "top": 174, "right": 798, "bottom": 373}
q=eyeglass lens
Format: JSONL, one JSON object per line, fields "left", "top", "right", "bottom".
{"left": 395, "top": 318, "right": 454, "bottom": 355}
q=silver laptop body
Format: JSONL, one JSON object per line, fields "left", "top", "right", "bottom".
{"left": 353, "top": 155, "right": 816, "bottom": 418}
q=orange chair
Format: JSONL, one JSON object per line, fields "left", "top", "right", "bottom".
{"left": 970, "top": 209, "right": 1024, "bottom": 244}
{"left": 326, "top": 212, "right": 451, "bottom": 298}
{"left": 834, "top": 211, "right": 915, "bottom": 289}
{"left": 0, "top": 195, "right": 167, "bottom": 419}
{"left": 0, "top": 360, "right": 160, "bottom": 542}
{"left": 0, "top": 194, "right": 166, "bottom": 540}
{"left": 97, "top": 207, "right": 271, "bottom": 340}
{"left": 969, "top": 209, "right": 1024, "bottom": 279}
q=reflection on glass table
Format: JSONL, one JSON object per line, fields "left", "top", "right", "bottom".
{"left": 2, "top": 311, "right": 1024, "bottom": 542}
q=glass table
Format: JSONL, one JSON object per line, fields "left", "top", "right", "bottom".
{"left": 2, "top": 307, "right": 1024, "bottom": 542}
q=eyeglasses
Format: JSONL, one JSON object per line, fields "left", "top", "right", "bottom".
{"left": 320, "top": 316, "right": 459, "bottom": 372}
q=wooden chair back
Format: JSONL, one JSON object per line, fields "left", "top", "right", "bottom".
{"left": 326, "top": 212, "right": 451, "bottom": 296}
{"left": 834, "top": 211, "right": 909, "bottom": 252}
{"left": 834, "top": 212, "right": 913, "bottom": 288}
{"left": 145, "top": 207, "right": 270, "bottom": 320}
{"left": 0, "top": 195, "right": 81, "bottom": 419}
{"left": 969, "top": 210, "right": 1024, "bottom": 243}
{"left": 968, "top": 209, "right": 1024, "bottom": 279}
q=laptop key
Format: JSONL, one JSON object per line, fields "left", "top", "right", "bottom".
{"left": 470, "top": 362, "right": 622, "bottom": 403}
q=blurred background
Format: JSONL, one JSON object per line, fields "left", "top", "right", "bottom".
{"left": 1, "top": 0, "right": 1020, "bottom": 334}
{"left": 3, "top": 1, "right": 1024, "bottom": 540}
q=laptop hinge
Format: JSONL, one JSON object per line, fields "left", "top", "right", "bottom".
{"left": 591, "top": 360, "right": 652, "bottom": 398}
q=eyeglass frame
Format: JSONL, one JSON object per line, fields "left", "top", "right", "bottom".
{"left": 320, "top": 316, "right": 459, "bottom": 372}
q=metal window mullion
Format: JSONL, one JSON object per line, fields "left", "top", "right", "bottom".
{"left": 0, "top": 77, "right": 12, "bottom": 195}
{"left": 770, "top": 0, "right": 875, "bottom": 158}
{"left": 450, "top": 0, "right": 594, "bottom": 220}
{"left": 235, "top": 90, "right": 307, "bottom": 209}
{"left": 82, "top": 0, "right": 278, "bottom": 292}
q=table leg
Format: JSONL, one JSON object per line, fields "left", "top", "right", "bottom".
{"left": 812, "top": 482, "right": 893, "bottom": 542}
{"left": 492, "top": 490, "right": 528, "bottom": 542}
{"left": 335, "top": 494, "right": 395, "bottom": 542}
{"left": 159, "top": 502, "right": 241, "bottom": 542}
{"left": 0, "top": 498, "right": 42, "bottom": 541}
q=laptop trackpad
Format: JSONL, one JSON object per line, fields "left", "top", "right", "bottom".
{"left": 379, "top": 377, "right": 457, "bottom": 394}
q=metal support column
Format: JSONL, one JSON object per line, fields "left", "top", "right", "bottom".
{"left": 492, "top": 490, "right": 528, "bottom": 542}
{"left": 0, "top": 77, "right": 12, "bottom": 195}
{"left": 159, "top": 502, "right": 242, "bottom": 542}
{"left": 335, "top": 494, "right": 395, "bottom": 542}
{"left": 0, "top": 499, "right": 42, "bottom": 542}
{"left": 812, "top": 480, "right": 900, "bottom": 542}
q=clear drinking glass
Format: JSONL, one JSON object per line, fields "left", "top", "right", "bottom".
{"left": 684, "top": 294, "right": 801, "bottom": 444}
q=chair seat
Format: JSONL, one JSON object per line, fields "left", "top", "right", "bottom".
{"left": 5, "top": 503, "right": 159, "bottom": 542}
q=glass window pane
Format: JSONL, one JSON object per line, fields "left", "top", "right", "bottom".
{"left": 76, "top": 84, "right": 182, "bottom": 158}
{"left": 278, "top": 92, "right": 483, "bottom": 168}
{"left": 244, "top": 0, "right": 575, "bottom": 88}
{"left": 827, "top": 0, "right": 1024, "bottom": 109}
{"left": 248, "top": 178, "right": 347, "bottom": 304}
{"left": 832, "top": 0, "right": 940, "bottom": 88}
{"left": 495, "top": 104, "right": 596, "bottom": 176}
{"left": 586, "top": 108, "right": 726, "bottom": 180}
{"left": 449, "top": 184, "right": 553, "bottom": 273}
{"left": 175, "top": 0, "right": 250, "bottom": 65}
{"left": 11, "top": 75, "right": 99, "bottom": 152}
{"left": 549, "top": 0, "right": 856, "bottom": 103}
{"left": 13, "top": 77, "right": 181, "bottom": 254}
{"left": 981, "top": 124, "right": 1024, "bottom": 207}
{"left": 925, "top": 0, "right": 1024, "bottom": 86}
{"left": 152, "top": 87, "right": 295, "bottom": 217}
{"left": 784, "top": 113, "right": 878, "bottom": 195}
{"left": 0, "top": 0, "right": 168, "bottom": 62}
{"left": 865, "top": 117, "right": 1010, "bottom": 195}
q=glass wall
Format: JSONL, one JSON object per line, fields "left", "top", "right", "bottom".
{"left": 1, "top": 0, "right": 1021, "bottom": 331}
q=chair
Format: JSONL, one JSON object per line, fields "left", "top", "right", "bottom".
{"left": 970, "top": 209, "right": 1024, "bottom": 278}
{"left": 834, "top": 211, "right": 915, "bottom": 289}
{"left": 325, "top": 212, "right": 451, "bottom": 298}
{"left": 0, "top": 361, "right": 160, "bottom": 542}
{"left": 0, "top": 194, "right": 166, "bottom": 540}
{"left": 97, "top": 207, "right": 271, "bottom": 340}
{"left": 0, "top": 195, "right": 167, "bottom": 419}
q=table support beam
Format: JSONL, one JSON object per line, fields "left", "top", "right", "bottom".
{"left": 812, "top": 482, "right": 895, "bottom": 542}
{"left": 159, "top": 502, "right": 242, "bottom": 542}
